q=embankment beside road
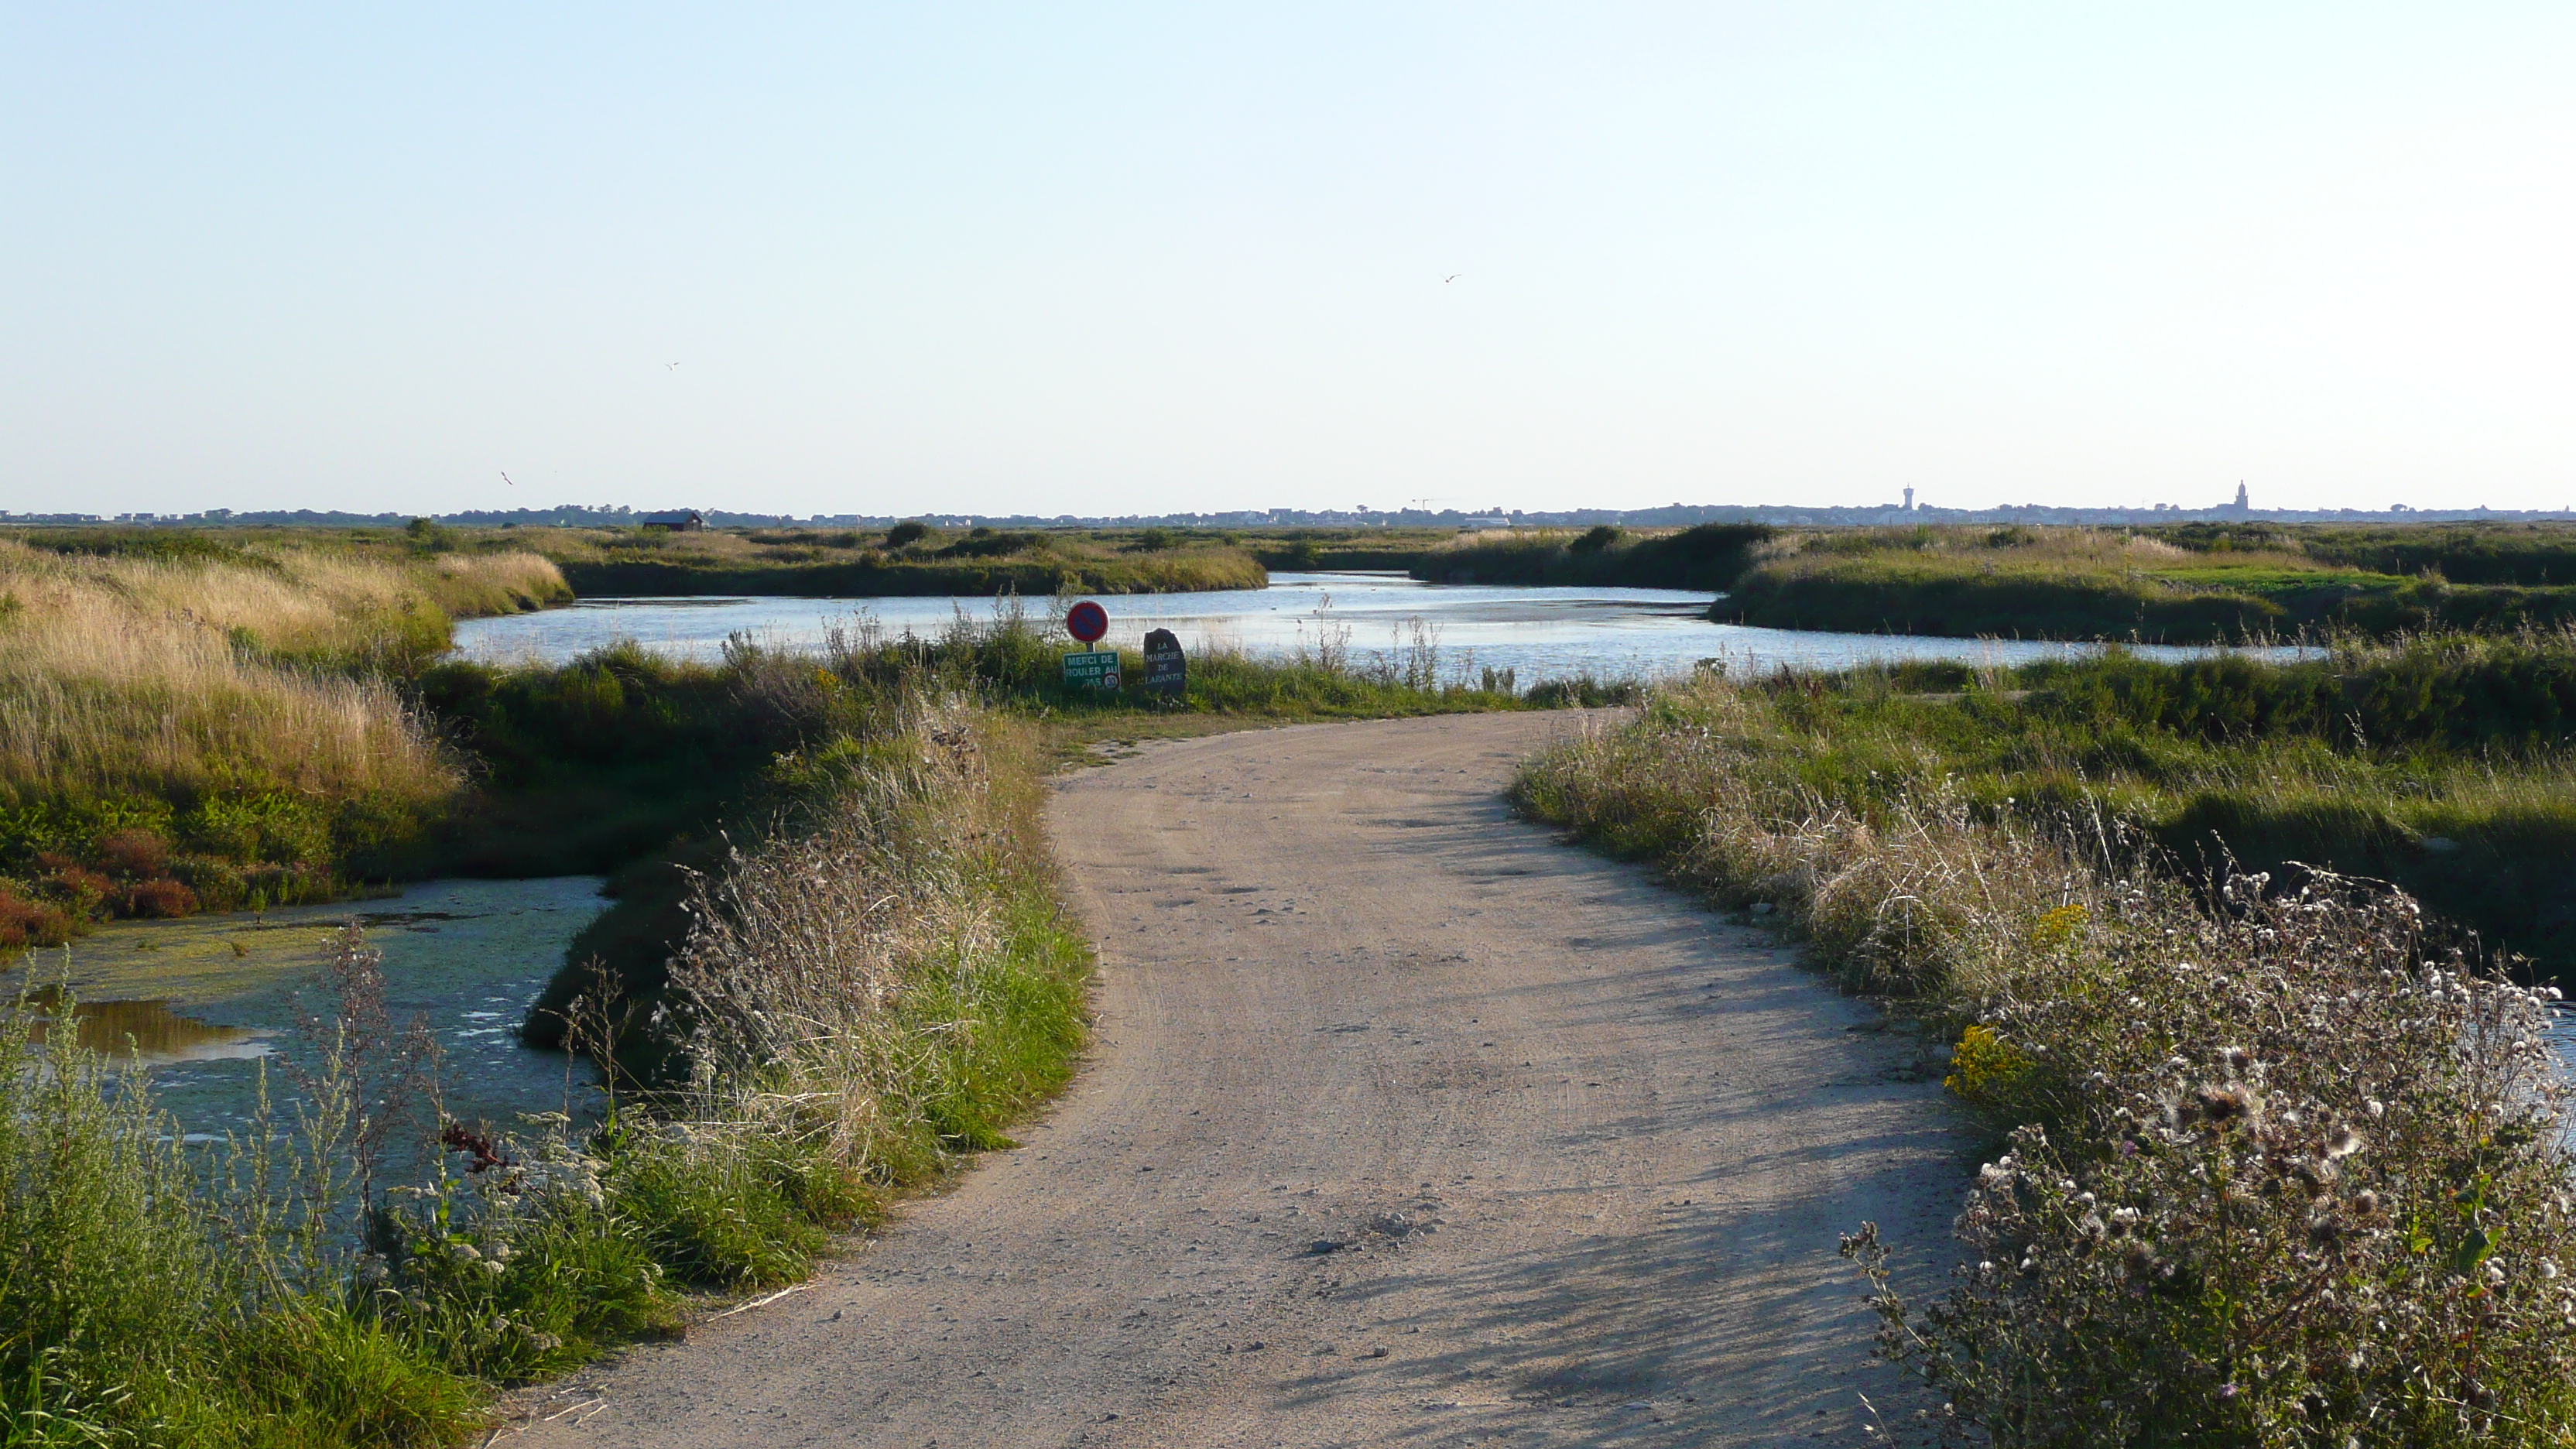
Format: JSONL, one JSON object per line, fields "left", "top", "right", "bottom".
{"left": 1, "top": 694, "right": 1093, "bottom": 1447}
{"left": 1515, "top": 666, "right": 2576, "bottom": 1445}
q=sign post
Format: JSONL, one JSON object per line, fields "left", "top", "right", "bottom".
{"left": 1062, "top": 600, "right": 1119, "bottom": 692}
{"left": 1142, "top": 628, "right": 1186, "bottom": 698}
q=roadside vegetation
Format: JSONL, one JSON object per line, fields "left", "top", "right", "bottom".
{"left": 1713, "top": 521, "right": 2576, "bottom": 642}
{"left": 514, "top": 522, "right": 1267, "bottom": 597}
{"left": 1515, "top": 645, "right": 2576, "bottom": 1444}
{"left": 1, "top": 690, "right": 1090, "bottom": 1446}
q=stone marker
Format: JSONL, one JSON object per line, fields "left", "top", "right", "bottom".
{"left": 1142, "top": 628, "right": 1186, "bottom": 697}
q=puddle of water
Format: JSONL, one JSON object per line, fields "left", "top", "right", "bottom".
{"left": 454, "top": 571, "right": 2300, "bottom": 682}
{"left": 8, "top": 877, "right": 608, "bottom": 1136}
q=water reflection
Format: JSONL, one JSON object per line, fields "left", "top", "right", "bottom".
{"left": 6, "top": 876, "right": 609, "bottom": 1136}
{"left": 22, "top": 986, "right": 271, "bottom": 1064}
{"left": 453, "top": 571, "right": 2303, "bottom": 681}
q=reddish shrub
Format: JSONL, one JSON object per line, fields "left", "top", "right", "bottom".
{"left": 0, "top": 889, "right": 77, "bottom": 947}
{"left": 39, "top": 867, "right": 113, "bottom": 909}
{"left": 32, "top": 851, "right": 76, "bottom": 873}
{"left": 120, "top": 878, "right": 198, "bottom": 919}
{"left": 96, "top": 830, "right": 170, "bottom": 879}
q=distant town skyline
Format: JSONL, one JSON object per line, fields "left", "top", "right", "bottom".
{"left": 6, "top": 7, "right": 2573, "bottom": 519}
{"left": 18, "top": 483, "right": 2570, "bottom": 535}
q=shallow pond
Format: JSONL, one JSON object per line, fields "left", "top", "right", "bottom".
{"left": 9, "top": 877, "right": 606, "bottom": 1138}
{"left": 454, "top": 570, "right": 2285, "bottom": 680}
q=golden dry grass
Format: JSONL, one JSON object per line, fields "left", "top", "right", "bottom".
{"left": 0, "top": 541, "right": 563, "bottom": 814}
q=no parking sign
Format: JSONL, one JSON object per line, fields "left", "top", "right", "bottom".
{"left": 1062, "top": 600, "right": 1118, "bottom": 690}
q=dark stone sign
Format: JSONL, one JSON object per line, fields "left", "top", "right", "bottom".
{"left": 1142, "top": 628, "right": 1187, "bottom": 697}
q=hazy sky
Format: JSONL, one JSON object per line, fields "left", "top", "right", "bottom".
{"left": 5, "top": 5, "right": 2572, "bottom": 518}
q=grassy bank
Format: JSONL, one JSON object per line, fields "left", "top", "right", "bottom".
{"left": 1407, "top": 522, "right": 1774, "bottom": 591}
{"left": 516, "top": 523, "right": 1267, "bottom": 597}
{"left": 1711, "top": 522, "right": 2576, "bottom": 642}
{"left": 1516, "top": 660, "right": 2576, "bottom": 1444}
{"left": 0, "top": 534, "right": 568, "bottom": 945}
{"left": 2, "top": 697, "right": 1092, "bottom": 1447}
{"left": 1534, "top": 636, "right": 2576, "bottom": 975}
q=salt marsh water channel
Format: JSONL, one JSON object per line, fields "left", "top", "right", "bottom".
{"left": 452, "top": 570, "right": 2275, "bottom": 677}
{"left": 32, "top": 575, "right": 2296, "bottom": 1141}
{"left": 9, "top": 877, "right": 606, "bottom": 1138}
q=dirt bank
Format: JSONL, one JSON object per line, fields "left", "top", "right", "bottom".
{"left": 514, "top": 713, "right": 1962, "bottom": 1447}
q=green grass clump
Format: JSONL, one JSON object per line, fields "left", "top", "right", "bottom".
{"left": 0, "top": 991, "right": 493, "bottom": 1447}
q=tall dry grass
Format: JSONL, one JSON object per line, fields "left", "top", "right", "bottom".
{"left": 653, "top": 694, "right": 1088, "bottom": 1190}
{"left": 0, "top": 540, "right": 515, "bottom": 815}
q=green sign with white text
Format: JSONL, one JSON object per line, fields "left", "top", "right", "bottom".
{"left": 1062, "top": 649, "right": 1121, "bottom": 690}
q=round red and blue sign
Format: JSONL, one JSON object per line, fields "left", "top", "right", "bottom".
{"left": 1064, "top": 599, "right": 1109, "bottom": 644}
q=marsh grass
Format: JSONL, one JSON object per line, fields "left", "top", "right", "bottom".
{"left": 1411, "top": 522, "right": 1773, "bottom": 591}
{"left": 1521, "top": 636, "right": 2576, "bottom": 977}
{"left": 516, "top": 523, "right": 1267, "bottom": 598}
{"left": 645, "top": 697, "right": 1090, "bottom": 1211}
{"left": 0, "top": 538, "right": 571, "bottom": 941}
{"left": 1516, "top": 658, "right": 2576, "bottom": 1444}
{"left": 1711, "top": 522, "right": 2576, "bottom": 642}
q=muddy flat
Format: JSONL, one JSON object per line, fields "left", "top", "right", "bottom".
{"left": 518, "top": 713, "right": 1961, "bottom": 1447}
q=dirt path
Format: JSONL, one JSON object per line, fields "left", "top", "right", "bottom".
{"left": 518, "top": 713, "right": 1963, "bottom": 1447}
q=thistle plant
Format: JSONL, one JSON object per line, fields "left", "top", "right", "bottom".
{"left": 1851, "top": 869, "right": 2576, "bottom": 1443}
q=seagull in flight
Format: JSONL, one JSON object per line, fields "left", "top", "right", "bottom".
{"left": 666, "top": 361, "right": 680, "bottom": 370}
{"left": 1444, "top": 275, "right": 1461, "bottom": 283}
{"left": 500, "top": 471, "right": 516, "bottom": 488}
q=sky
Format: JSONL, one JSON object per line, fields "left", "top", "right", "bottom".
{"left": 4, "top": 5, "right": 2573, "bottom": 519}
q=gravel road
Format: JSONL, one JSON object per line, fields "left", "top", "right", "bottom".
{"left": 516, "top": 712, "right": 1964, "bottom": 1447}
